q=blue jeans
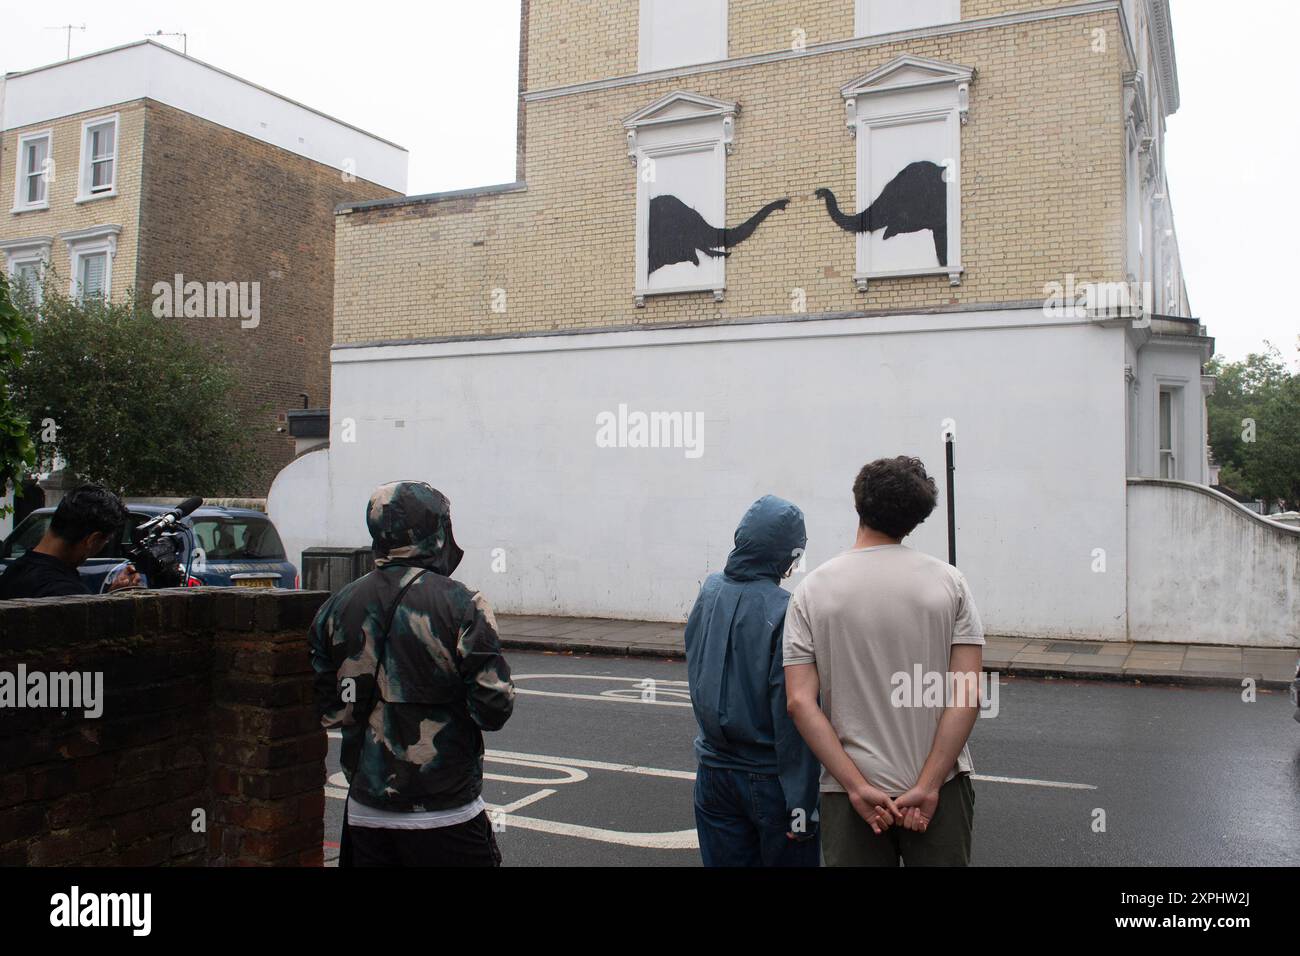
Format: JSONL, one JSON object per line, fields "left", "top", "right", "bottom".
{"left": 694, "top": 764, "right": 820, "bottom": 867}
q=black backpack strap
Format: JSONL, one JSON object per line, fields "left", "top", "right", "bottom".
{"left": 348, "top": 568, "right": 430, "bottom": 775}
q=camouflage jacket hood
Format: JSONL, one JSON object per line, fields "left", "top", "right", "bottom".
{"left": 309, "top": 481, "right": 515, "bottom": 812}
{"left": 367, "top": 479, "right": 465, "bottom": 575}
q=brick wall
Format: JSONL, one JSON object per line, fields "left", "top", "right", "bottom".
{"left": 525, "top": 0, "right": 1090, "bottom": 91}
{"left": 0, "top": 588, "right": 329, "bottom": 867}
{"left": 136, "top": 101, "right": 398, "bottom": 495}
{"left": 335, "top": 8, "right": 1126, "bottom": 344}
{"left": 0, "top": 101, "right": 146, "bottom": 303}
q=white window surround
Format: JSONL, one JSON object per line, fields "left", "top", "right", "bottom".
{"left": 0, "top": 236, "right": 53, "bottom": 304}
{"left": 855, "top": 0, "right": 960, "bottom": 37}
{"left": 11, "top": 129, "right": 53, "bottom": 214}
{"left": 841, "top": 55, "right": 972, "bottom": 290}
{"left": 1154, "top": 376, "right": 1187, "bottom": 481}
{"left": 639, "top": 0, "right": 728, "bottom": 73}
{"left": 60, "top": 224, "right": 121, "bottom": 301}
{"left": 624, "top": 91, "right": 738, "bottom": 306}
{"left": 76, "top": 113, "right": 120, "bottom": 204}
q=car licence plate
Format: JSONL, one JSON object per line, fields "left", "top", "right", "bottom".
{"left": 234, "top": 578, "right": 276, "bottom": 589}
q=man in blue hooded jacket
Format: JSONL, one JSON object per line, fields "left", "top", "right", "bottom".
{"left": 685, "top": 495, "right": 821, "bottom": 866}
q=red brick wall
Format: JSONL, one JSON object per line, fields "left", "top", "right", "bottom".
{"left": 0, "top": 588, "right": 329, "bottom": 866}
{"left": 135, "top": 100, "right": 399, "bottom": 495}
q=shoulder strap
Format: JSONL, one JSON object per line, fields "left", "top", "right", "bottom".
{"left": 348, "top": 569, "right": 430, "bottom": 775}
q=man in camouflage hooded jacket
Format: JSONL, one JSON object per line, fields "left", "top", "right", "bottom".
{"left": 309, "top": 480, "right": 516, "bottom": 866}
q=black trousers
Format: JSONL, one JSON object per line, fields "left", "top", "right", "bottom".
{"left": 341, "top": 808, "right": 502, "bottom": 867}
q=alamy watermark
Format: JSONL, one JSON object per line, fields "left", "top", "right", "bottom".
{"left": 890, "top": 665, "right": 1000, "bottom": 718}
{"left": 1043, "top": 274, "right": 1151, "bottom": 324}
{"left": 1, "top": 665, "right": 102, "bottom": 718}
{"left": 50, "top": 886, "right": 150, "bottom": 936}
{"left": 595, "top": 404, "right": 705, "bottom": 459}
{"left": 152, "top": 273, "right": 260, "bottom": 329}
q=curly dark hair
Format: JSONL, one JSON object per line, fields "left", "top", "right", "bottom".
{"left": 49, "top": 484, "right": 130, "bottom": 544}
{"left": 852, "top": 457, "right": 937, "bottom": 540}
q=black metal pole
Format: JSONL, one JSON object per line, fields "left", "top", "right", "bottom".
{"left": 945, "top": 435, "right": 956, "bottom": 567}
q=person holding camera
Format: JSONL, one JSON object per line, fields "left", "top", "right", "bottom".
{"left": 0, "top": 484, "right": 141, "bottom": 599}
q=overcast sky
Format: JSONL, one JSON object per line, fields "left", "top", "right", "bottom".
{"left": 2, "top": 1, "right": 1293, "bottom": 365}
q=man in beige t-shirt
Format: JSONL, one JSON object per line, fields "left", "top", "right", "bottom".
{"left": 785, "top": 456, "right": 985, "bottom": 866}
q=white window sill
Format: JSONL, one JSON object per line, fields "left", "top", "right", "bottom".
{"left": 854, "top": 265, "right": 963, "bottom": 291}
{"left": 10, "top": 202, "right": 50, "bottom": 215}
{"left": 75, "top": 190, "right": 118, "bottom": 205}
{"left": 634, "top": 285, "right": 726, "bottom": 307}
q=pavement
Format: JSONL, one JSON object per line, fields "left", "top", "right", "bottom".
{"left": 496, "top": 614, "right": 1300, "bottom": 689}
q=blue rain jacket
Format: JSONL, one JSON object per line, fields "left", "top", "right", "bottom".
{"left": 684, "top": 495, "right": 820, "bottom": 828}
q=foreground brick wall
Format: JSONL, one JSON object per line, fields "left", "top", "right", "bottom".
{"left": 335, "top": 8, "right": 1126, "bottom": 344}
{"left": 136, "top": 101, "right": 399, "bottom": 494}
{"left": 0, "top": 588, "right": 329, "bottom": 867}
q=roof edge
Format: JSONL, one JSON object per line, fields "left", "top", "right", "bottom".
{"left": 5, "top": 39, "right": 408, "bottom": 152}
{"left": 336, "top": 181, "right": 526, "bottom": 215}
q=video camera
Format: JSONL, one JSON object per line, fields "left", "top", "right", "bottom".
{"left": 125, "top": 497, "right": 203, "bottom": 589}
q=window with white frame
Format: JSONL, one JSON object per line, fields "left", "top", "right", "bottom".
{"left": 78, "top": 114, "right": 119, "bottom": 202}
{"left": 624, "top": 92, "right": 738, "bottom": 304}
{"left": 639, "top": 0, "right": 728, "bottom": 72}
{"left": 61, "top": 224, "right": 120, "bottom": 303}
{"left": 1158, "top": 387, "right": 1179, "bottom": 478}
{"left": 12, "top": 131, "right": 52, "bottom": 212}
{"left": 1, "top": 237, "right": 52, "bottom": 308}
{"left": 837, "top": 55, "right": 971, "bottom": 290}
{"left": 855, "top": 0, "right": 960, "bottom": 36}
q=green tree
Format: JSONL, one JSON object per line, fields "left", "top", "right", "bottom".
{"left": 1242, "top": 373, "right": 1300, "bottom": 511}
{"left": 1206, "top": 344, "right": 1300, "bottom": 510}
{"left": 0, "top": 273, "right": 36, "bottom": 516}
{"left": 12, "top": 288, "right": 256, "bottom": 497}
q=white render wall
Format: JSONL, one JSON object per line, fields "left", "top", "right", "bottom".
{"left": 272, "top": 308, "right": 1131, "bottom": 639}
{"left": 266, "top": 447, "right": 329, "bottom": 579}
{"left": 1131, "top": 337, "right": 1209, "bottom": 483}
{"left": 1127, "top": 480, "right": 1300, "bottom": 647}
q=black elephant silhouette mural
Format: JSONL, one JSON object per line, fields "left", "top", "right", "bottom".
{"left": 815, "top": 160, "right": 948, "bottom": 267}
{"left": 647, "top": 195, "right": 790, "bottom": 275}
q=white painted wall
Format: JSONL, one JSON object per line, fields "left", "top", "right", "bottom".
{"left": 284, "top": 309, "right": 1131, "bottom": 639}
{"left": 1127, "top": 480, "right": 1300, "bottom": 647}
{"left": 266, "top": 447, "right": 330, "bottom": 575}
{"left": 1132, "top": 337, "right": 1207, "bottom": 483}
{"left": 3, "top": 41, "right": 407, "bottom": 192}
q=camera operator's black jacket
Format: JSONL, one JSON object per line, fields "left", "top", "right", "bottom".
{"left": 0, "top": 551, "right": 89, "bottom": 599}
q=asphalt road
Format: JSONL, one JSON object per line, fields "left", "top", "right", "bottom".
{"left": 324, "top": 650, "right": 1300, "bottom": 866}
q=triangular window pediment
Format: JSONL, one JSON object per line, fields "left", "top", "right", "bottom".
{"left": 840, "top": 55, "right": 973, "bottom": 99}
{"left": 622, "top": 91, "right": 739, "bottom": 130}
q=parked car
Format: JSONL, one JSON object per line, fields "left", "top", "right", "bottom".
{"left": 0, "top": 504, "right": 298, "bottom": 593}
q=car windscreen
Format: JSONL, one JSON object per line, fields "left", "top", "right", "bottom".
{"left": 190, "top": 517, "right": 286, "bottom": 561}
{"left": 2, "top": 513, "right": 141, "bottom": 561}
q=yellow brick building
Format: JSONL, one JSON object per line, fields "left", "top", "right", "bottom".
{"left": 335, "top": 0, "right": 1186, "bottom": 344}
{"left": 272, "top": 2, "right": 1251, "bottom": 644}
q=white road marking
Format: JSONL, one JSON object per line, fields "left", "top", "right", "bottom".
{"left": 972, "top": 773, "right": 1097, "bottom": 790}
{"left": 488, "top": 789, "right": 557, "bottom": 814}
{"left": 484, "top": 756, "right": 588, "bottom": 786}
{"left": 514, "top": 687, "right": 694, "bottom": 707}
{"left": 487, "top": 749, "right": 697, "bottom": 781}
{"left": 488, "top": 814, "right": 699, "bottom": 850}
{"left": 512, "top": 674, "right": 694, "bottom": 708}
